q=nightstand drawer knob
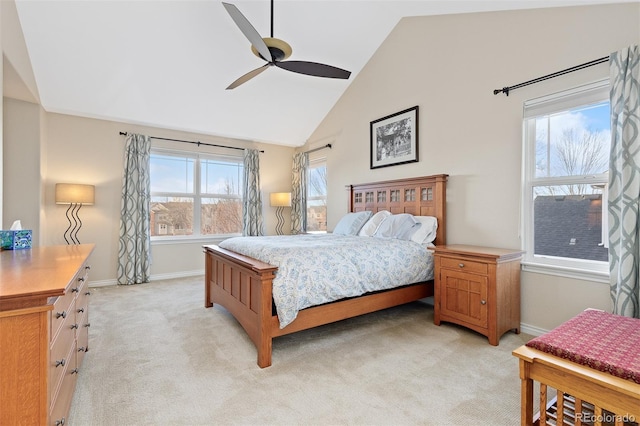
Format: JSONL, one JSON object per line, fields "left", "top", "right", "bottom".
{"left": 481, "top": 300, "right": 487, "bottom": 305}
{"left": 458, "top": 263, "right": 464, "bottom": 268}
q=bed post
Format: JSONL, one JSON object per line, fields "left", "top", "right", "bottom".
{"left": 257, "top": 273, "right": 274, "bottom": 368}
{"left": 204, "top": 249, "right": 213, "bottom": 308}
{"left": 346, "top": 185, "right": 354, "bottom": 213}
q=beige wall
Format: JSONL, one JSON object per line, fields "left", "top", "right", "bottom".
{"left": 35, "top": 112, "right": 294, "bottom": 284}
{"left": 304, "top": 3, "right": 640, "bottom": 333}
{"left": 2, "top": 98, "right": 41, "bottom": 241}
{"left": 2, "top": 106, "right": 294, "bottom": 283}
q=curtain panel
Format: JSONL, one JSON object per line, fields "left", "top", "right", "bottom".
{"left": 608, "top": 44, "right": 640, "bottom": 318}
{"left": 291, "top": 152, "right": 309, "bottom": 234}
{"left": 242, "top": 149, "right": 264, "bottom": 236}
{"left": 118, "top": 133, "right": 152, "bottom": 285}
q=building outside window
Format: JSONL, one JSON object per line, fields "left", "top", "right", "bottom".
{"left": 150, "top": 149, "right": 244, "bottom": 239}
{"left": 307, "top": 157, "right": 327, "bottom": 232}
{"left": 522, "top": 80, "right": 610, "bottom": 280}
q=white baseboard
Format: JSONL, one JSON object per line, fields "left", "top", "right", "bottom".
{"left": 89, "top": 269, "right": 205, "bottom": 287}
{"left": 520, "top": 322, "right": 549, "bottom": 337}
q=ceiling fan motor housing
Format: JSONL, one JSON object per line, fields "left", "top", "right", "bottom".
{"left": 251, "top": 37, "right": 292, "bottom": 62}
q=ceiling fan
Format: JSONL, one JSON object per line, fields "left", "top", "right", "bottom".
{"left": 222, "top": 0, "right": 352, "bottom": 89}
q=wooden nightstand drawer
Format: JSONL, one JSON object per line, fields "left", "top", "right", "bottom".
{"left": 440, "top": 257, "right": 488, "bottom": 275}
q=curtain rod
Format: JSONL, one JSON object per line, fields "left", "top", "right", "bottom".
{"left": 493, "top": 56, "right": 609, "bottom": 96}
{"left": 305, "top": 143, "right": 332, "bottom": 154}
{"left": 119, "top": 132, "right": 264, "bottom": 153}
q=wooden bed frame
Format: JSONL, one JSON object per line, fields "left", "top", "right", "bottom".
{"left": 204, "top": 174, "right": 448, "bottom": 367}
{"left": 513, "top": 345, "right": 640, "bottom": 425}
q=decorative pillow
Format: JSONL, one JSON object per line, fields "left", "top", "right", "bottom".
{"left": 358, "top": 210, "right": 391, "bottom": 236}
{"left": 410, "top": 216, "right": 438, "bottom": 245}
{"left": 332, "top": 211, "right": 373, "bottom": 235}
{"left": 373, "top": 213, "right": 420, "bottom": 241}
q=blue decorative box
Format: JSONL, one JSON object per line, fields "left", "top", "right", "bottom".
{"left": 0, "top": 230, "right": 32, "bottom": 250}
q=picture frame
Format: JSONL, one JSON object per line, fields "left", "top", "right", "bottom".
{"left": 370, "top": 106, "right": 419, "bottom": 169}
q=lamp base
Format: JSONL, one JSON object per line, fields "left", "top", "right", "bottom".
{"left": 64, "top": 203, "right": 84, "bottom": 244}
{"left": 275, "top": 206, "right": 286, "bottom": 235}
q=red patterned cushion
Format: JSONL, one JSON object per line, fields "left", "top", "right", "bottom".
{"left": 526, "top": 309, "right": 640, "bottom": 384}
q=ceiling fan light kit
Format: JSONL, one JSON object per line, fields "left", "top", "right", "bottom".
{"left": 223, "top": 0, "right": 351, "bottom": 89}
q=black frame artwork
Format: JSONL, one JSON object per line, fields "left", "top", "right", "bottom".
{"left": 370, "top": 106, "right": 419, "bottom": 169}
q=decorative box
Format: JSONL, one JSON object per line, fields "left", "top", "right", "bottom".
{"left": 0, "top": 230, "right": 32, "bottom": 250}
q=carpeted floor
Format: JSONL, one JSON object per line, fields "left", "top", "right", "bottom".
{"left": 68, "top": 276, "right": 533, "bottom": 425}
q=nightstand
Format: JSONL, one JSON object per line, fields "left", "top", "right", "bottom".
{"left": 433, "top": 244, "right": 524, "bottom": 345}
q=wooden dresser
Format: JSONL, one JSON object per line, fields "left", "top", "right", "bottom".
{"left": 0, "top": 244, "right": 94, "bottom": 425}
{"left": 433, "top": 244, "right": 523, "bottom": 345}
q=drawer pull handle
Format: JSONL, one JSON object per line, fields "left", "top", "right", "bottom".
{"left": 77, "top": 307, "right": 85, "bottom": 313}
{"left": 84, "top": 323, "right": 91, "bottom": 328}
{"left": 71, "top": 323, "right": 79, "bottom": 330}
{"left": 78, "top": 346, "right": 87, "bottom": 352}
{"left": 55, "top": 359, "right": 66, "bottom": 367}
{"left": 71, "top": 287, "right": 79, "bottom": 293}
{"left": 56, "top": 311, "right": 67, "bottom": 319}
{"left": 85, "top": 291, "right": 92, "bottom": 296}
{"left": 458, "top": 263, "right": 465, "bottom": 268}
{"left": 85, "top": 265, "right": 91, "bottom": 270}
{"left": 71, "top": 368, "right": 79, "bottom": 375}
{"left": 481, "top": 300, "right": 487, "bottom": 305}
{"left": 78, "top": 277, "right": 85, "bottom": 282}
{"left": 55, "top": 418, "right": 66, "bottom": 426}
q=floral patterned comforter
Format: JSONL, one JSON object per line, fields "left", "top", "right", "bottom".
{"left": 218, "top": 234, "right": 434, "bottom": 328}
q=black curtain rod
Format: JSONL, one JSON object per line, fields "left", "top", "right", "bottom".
{"left": 305, "top": 143, "right": 332, "bottom": 154}
{"left": 119, "top": 132, "right": 264, "bottom": 153}
{"left": 493, "top": 55, "right": 609, "bottom": 96}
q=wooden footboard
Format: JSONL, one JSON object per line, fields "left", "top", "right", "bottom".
{"left": 205, "top": 244, "right": 433, "bottom": 367}
{"left": 513, "top": 345, "right": 640, "bottom": 426}
{"left": 204, "top": 245, "right": 277, "bottom": 367}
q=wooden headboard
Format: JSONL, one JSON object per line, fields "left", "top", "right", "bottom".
{"left": 347, "top": 174, "right": 448, "bottom": 246}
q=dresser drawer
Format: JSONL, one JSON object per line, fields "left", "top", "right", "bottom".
{"left": 75, "top": 280, "right": 90, "bottom": 318}
{"left": 49, "top": 342, "right": 78, "bottom": 426}
{"left": 440, "top": 257, "right": 488, "bottom": 275}
{"left": 50, "top": 299, "right": 76, "bottom": 395}
{"left": 77, "top": 317, "right": 89, "bottom": 367}
{"left": 50, "top": 290, "right": 74, "bottom": 342}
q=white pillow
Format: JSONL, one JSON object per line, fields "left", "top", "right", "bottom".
{"left": 373, "top": 213, "right": 420, "bottom": 240}
{"left": 358, "top": 210, "right": 391, "bottom": 236}
{"left": 333, "top": 211, "right": 373, "bottom": 235}
{"left": 410, "top": 216, "right": 438, "bottom": 245}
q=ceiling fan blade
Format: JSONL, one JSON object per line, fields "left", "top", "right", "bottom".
{"left": 226, "top": 64, "right": 270, "bottom": 90}
{"left": 275, "top": 61, "right": 351, "bottom": 80}
{"left": 222, "top": 2, "right": 272, "bottom": 62}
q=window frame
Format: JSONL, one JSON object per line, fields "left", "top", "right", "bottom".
{"left": 521, "top": 79, "right": 610, "bottom": 283}
{"left": 150, "top": 147, "right": 244, "bottom": 242}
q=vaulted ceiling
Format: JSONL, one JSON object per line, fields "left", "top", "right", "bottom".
{"left": 8, "top": 0, "right": 634, "bottom": 147}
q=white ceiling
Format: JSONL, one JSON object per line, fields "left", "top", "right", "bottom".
{"left": 12, "top": 0, "right": 633, "bottom": 147}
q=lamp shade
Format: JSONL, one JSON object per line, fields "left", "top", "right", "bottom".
{"left": 270, "top": 192, "right": 291, "bottom": 207}
{"left": 55, "top": 183, "right": 95, "bottom": 205}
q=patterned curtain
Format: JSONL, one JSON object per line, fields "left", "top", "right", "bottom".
{"left": 608, "top": 44, "right": 640, "bottom": 318}
{"left": 118, "top": 133, "right": 152, "bottom": 285}
{"left": 242, "top": 149, "right": 264, "bottom": 236}
{"left": 291, "top": 152, "right": 309, "bottom": 234}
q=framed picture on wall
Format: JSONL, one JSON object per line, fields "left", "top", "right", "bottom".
{"left": 370, "top": 106, "right": 419, "bottom": 169}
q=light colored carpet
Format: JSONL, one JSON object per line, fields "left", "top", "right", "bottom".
{"left": 68, "top": 276, "right": 533, "bottom": 425}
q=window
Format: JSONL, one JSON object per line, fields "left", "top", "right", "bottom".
{"left": 150, "top": 149, "right": 244, "bottom": 239}
{"left": 306, "top": 157, "right": 327, "bottom": 232}
{"left": 522, "top": 80, "right": 610, "bottom": 280}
